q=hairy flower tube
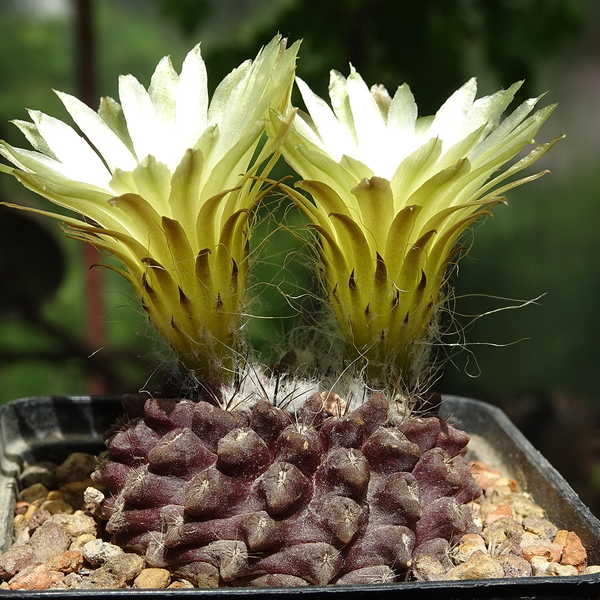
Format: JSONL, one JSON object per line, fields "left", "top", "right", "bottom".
{"left": 274, "top": 70, "right": 561, "bottom": 392}
{"left": 0, "top": 36, "right": 299, "bottom": 381}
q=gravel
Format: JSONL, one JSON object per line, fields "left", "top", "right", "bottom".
{"left": 1, "top": 451, "right": 598, "bottom": 589}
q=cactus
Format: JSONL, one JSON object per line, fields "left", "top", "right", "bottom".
{"left": 0, "top": 37, "right": 559, "bottom": 587}
{"left": 93, "top": 390, "right": 481, "bottom": 586}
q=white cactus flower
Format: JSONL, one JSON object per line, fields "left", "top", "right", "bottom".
{"left": 1, "top": 35, "right": 299, "bottom": 380}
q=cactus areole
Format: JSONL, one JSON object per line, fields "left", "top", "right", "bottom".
{"left": 0, "top": 36, "right": 559, "bottom": 586}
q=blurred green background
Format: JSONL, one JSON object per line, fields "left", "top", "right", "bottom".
{"left": 2, "top": 0, "right": 600, "bottom": 511}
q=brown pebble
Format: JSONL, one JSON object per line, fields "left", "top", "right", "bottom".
{"left": 0, "top": 544, "right": 38, "bottom": 579}
{"left": 84, "top": 567, "right": 125, "bottom": 589}
{"left": 9, "top": 563, "right": 52, "bottom": 590}
{"left": 12, "top": 515, "right": 30, "bottom": 545}
{"left": 47, "top": 490, "right": 63, "bottom": 501}
{"left": 470, "top": 462, "right": 503, "bottom": 494}
{"left": 522, "top": 517, "right": 558, "bottom": 540}
{"left": 19, "top": 462, "right": 58, "bottom": 490}
{"left": 496, "top": 554, "right": 532, "bottom": 578}
{"left": 19, "top": 483, "right": 48, "bottom": 504}
{"left": 530, "top": 555, "right": 550, "bottom": 576}
{"left": 60, "top": 480, "right": 97, "bottom": 510}
{"left": 29, "top": 521, "right": 71, "bottom": 562}
{"left": 411, "top": 555, "right": 449, "bottom": 581}
{"left": 134, "top": 568, "right": 171, "bottom": 589}
{"left": 505, "top": 494, "right": 545, "bottom": 519}
{"left": 27, "top": 509, "right": 51, "bottom": 532}
{"left": 61, "top": 572, "right": 84, "bottom": 589}
{"left": 483, "top": 517, "right": 523, "bottom": 550}
{"left": 46, "top": 551, "right": 85, "bottom": 574}
{"left": 560, "top": 531, "right": 587, "bottom": 572}
{"left": 553, "top": 529, "right": 569, "bottom": 548}
{"left": 56, "top": 453, "right": 97, "bottom": 485}
{"left": 102, "top": 553, "right": 146, "bottom": 583}
{"left": 453, "top": 536, "right": 487, "bottom": 563}
{"left": 444, "top": 550, "right": 504, "bottom": 580}
{"left": 14, "top": 502, "right": 30, "bottom": 515}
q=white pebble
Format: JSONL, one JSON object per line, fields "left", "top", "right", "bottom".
{"left": 83, "top": 487, "right": 104, "bottom": 509}
{"left": 82, "top": 539, "right": 124, "bottom": 567}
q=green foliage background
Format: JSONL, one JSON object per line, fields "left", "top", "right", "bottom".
{"left": 1, "top": 0, "right": 599, "bottom": 411}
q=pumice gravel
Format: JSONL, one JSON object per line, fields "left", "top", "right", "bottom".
{"left": 1, "top": 448, "right": 599, "bottom": 589}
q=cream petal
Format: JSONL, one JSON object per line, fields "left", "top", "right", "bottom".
{"left": 55, "top": 91, "right": 137, "bottom": 172}
{"left": 0, "top": 141, "right": 61, "bottom": 176}
{"left": 471, "top": 95, "right": 541, "bottom": 161}
{"left": 296, "top": 76, "right": 351, "bottom": 162}
{"left": 467, "top": 81, "right": 522, "bottom": 134}
{"left": 346, "top": 69, "right": 387, "bottom": 166}
{"left": 430, "top": 78, "right": 478, "bottom": 144}
{"left": 149, "top": 55, "right": 179, "bottom": 166}
{"left": 118, "top": 73, "right": 159, "bottom": 162}
{"left": 387, "top": 83, "right": 417, "bottom": 135}
{"left": 98, "top": 96, "right": 136, "bottom": 156}
{"left": 27, "top": 110, "right": 111, "bottom": 187}
{"left": 208, "top": 60, "right": 250, "bottom": 126}
{"left": 11, "top": 119, "right": 57, "bottom": 159}
{"left": 207, "top": 60, "right": 251, "bottom": 162}
{"left": 176, "top": 44, "right": 208, "bottom": 155}
{"left": 386, "top": 83, "right": 419, "bottom": 166}
{"left": 293, "top": 109, "right": 329, "bottom": 151}
{"left": 329, "top": 70, "right": 356, "bottom": 143}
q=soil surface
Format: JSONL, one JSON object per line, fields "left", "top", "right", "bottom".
{"left": 1, "top": 451, "right": 599, "bottom": 589}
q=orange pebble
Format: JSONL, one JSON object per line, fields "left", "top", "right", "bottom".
{"left": 560, "top": 531, "right": 587, "bottom": 573}
{"left": 484, "top": 503, "right": 514, "bottom": 526}
{"left": 521, "top": 543, "right": 562, "bottom": 564}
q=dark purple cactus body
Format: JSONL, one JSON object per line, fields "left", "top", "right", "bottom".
{"left": 93, "top": 392, "right": 482, "bottom": 586}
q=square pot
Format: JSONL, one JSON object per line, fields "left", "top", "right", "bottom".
{"left": 0, "top": 394, "right": 599, "bottom": 598}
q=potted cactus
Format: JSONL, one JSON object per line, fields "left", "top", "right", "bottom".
{"left": 1, "top": 35, "right": 599, "bottom": 594}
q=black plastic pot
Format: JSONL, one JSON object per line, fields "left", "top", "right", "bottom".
{"left": 0, "top": 394, "right": 599, "bottom": 598}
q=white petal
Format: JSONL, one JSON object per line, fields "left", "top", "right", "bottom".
{"left": 1, "top": 141, "right": 61, "bottom": 176}
{"left": 11, "top": 119, "right": 57, "bottom": 159}
{"left": 388, "top": 83, "right": 417, "bottom": 135}
{"left": 176, "top": 44, "right": 208, "bottom": 154}
{"left": 346, "top": 68, "right": 387, "bottom": 164}
{"left": 293, "top": 110, "right": 329, "bottom": 151}
{"left": 471, "top": 94, "right": 540, "bottom": 161}
{"left": 208, "top": 60, "right": 250, "bottom": 126}
{"left": 1, "top": 141, "right": 106, "bottom": 191}
{"left": 28, "top": 110, "right": 111, "bottom": 187}
{"left": 296, "top": 76, "right": 351, "bottom": 162}
{"left": 430, "top": 78, "right": 478, "bottom": 144}
{"left": 467, "top": 81, "right": 522, "bottom": 133}
{"left": 149, "top": 55, "right": 179, "bottom": 166}
{"left": 55, "top": 91, "right": 137, "bottom": 172}
{"left": 387, "top": 83, "right": 419, "bottom": 162}
{"left": 118, "top": 74, "right": 158, "bottom": 162}
{"left": 329, "top": 70, "right": 356, "bottom": 143}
